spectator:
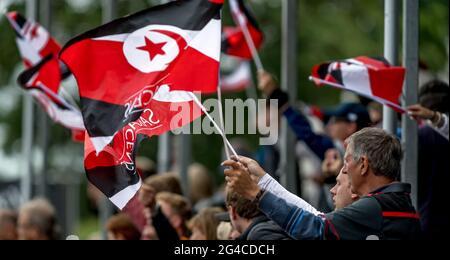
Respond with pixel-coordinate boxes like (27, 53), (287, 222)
(106, 213), (141, 240)
(156, 192), (192, 240)
(258, 71), (370, 212)
(414, 80), (449, 239)
(408, 104), (448, 140)
(133, 173), (182, 240)
(143, 172), (183, 196)
(226, 189), (291, 240)
(238, 150), (358, 214)
(188, 207), (223, 240)
(258, 71), (371, 159)
(216, 221), (233, 240)
(0, 210), (17, 240)
(17, 198), (60, 240)
(225, 128), (422, 240)
(187, 163), (214, 205)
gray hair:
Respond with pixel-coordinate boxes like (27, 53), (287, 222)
(346, 127), (403, 180)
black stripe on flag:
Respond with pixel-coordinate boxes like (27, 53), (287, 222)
(61, 0), (222, 54)
(14, 13), (27, 30)
(80, 97), (140, 137)
(86, 165), (140, 198)
(236, 0), (261, 31)
(17, 54), (54, 87)
(330, 70), (343, 86)
(86, 133), (147, 199)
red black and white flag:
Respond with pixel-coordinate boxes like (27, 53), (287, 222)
(6, 11), (84, 139)
(17, 55), (86, 136)
(222, 0), (263, 59)
(311, 56), (406, 112)
(60, 0), (223, 209)
(5, 11), (65, 93)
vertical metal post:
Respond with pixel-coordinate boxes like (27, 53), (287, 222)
(99, 0), (118, 240)
(157, 134), (171, 173)
(279, 0), (298, 194)
(177, 130), (191, 197)
(21, 0), (37, 204)
(383, 0), (400, 134)
(402, 0), (419, 207)
(157, 0), (172, 176)
(36, 0), (52, 198)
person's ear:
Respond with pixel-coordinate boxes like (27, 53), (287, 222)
(230, 206), (238, 221)
(349, 122), (358, 135)
(228, 206), (236, 221)
(360, 155), (369, 176)
(351, 193), (360, 201)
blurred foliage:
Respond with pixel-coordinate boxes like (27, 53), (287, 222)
(0, 0), (448, 180)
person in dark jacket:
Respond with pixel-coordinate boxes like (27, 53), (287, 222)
(414, 80), (449, 239)
(226, 188), (291, 240)
(224, 128), (422, 240)
(257, 70), (371, 160)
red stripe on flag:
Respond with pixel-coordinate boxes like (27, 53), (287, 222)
(62, 38), (219, 105)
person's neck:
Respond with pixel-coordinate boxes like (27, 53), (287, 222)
(237, 218), (253, 234)
(359, 176), (394, 196)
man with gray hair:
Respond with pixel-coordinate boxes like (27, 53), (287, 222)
(224, 128), (422, 240)
(17, 198), (60, 240)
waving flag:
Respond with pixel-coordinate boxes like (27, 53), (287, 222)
(6, 11), (63, 93)
(17, 55), (85, 135)
(311, 56), (406, 112)
(6, 11), (84, 140)
(222, 0), (263, 59)
(60, 0), (223, 209)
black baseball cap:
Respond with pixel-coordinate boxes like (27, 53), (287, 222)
(325, 103), (371, 130)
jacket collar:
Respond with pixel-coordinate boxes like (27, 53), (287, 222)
(368, 182), (411, 195)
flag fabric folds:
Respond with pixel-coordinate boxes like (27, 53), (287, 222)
(222, 0), (263, 59)
(60, 0), (223, 209)
(17, 55), (85, 133)
(6, 11), (85, 138)
(6, 11), (63, 93)
(311, 56), (406, 112)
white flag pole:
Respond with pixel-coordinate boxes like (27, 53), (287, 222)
(230, 0), (264, 72)
(308, 76), (407, 112)
(188, 92), (239, 158)
(217, 85), (231, 159)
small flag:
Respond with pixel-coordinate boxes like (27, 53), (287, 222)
(222, 0), (263, 59)
(311, 56), (406, 112)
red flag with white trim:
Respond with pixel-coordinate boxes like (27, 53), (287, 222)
(6, 11), (63, 93)
(6, 11), (85, 139)
(17, 55), (85, 134)
(222, 0), (263, 59)
(311, 56), (406, 112)
(60, 0), (223, 209)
